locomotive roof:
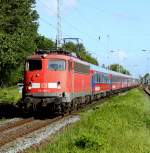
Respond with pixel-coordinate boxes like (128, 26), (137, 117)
(27, 50), (90, 66)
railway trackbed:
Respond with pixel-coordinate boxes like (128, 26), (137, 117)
(0, 115), (63, 148)
(0, 115), (80, 153)
(0, 117), (34, 133)
(144, 86), (150, 95)
(0, 89), (133, 152)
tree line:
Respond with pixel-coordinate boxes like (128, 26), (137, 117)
(108, 64), (130, 75)
(0, 0), (98, 87)
(0, 0), (130, 87)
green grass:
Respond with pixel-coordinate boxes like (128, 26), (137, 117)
(29, 89), (150, 153)
(0, 86), (21, 103)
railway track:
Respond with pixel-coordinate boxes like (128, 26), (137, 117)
(143, 85), (150, 95)
(0, 115), (63, 148)
(0, 117), (33, 133)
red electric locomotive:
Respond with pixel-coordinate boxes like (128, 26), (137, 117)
(22, 49), (91, 113)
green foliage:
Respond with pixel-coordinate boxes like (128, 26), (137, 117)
(63, 42), (81, 53)
(109, 64), (130, 75)
(74, 134), (101, 150)
(35, 35), (54, 50)
(0, 1), (99, 87)
(0, 0), (38, 87)
(144, 73), (150, 78)
(0, 0), (99, 87)
(63, 42), (99, 65)
(28, 89), (150, 153)
(0, 86), (21, 103)
(9, 64), (24, 85)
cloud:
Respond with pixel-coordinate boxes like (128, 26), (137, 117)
(111, 50), (127, 62)
(113, 12), (140, 21)
(42, 0), (57, 16)
(118, 50), (127, 62)
(40, 0), (77, 16)
(63, 0), (77, 9)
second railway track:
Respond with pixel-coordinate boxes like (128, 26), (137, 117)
(0, 117), (34, 133)
(0, 115), (63, 147)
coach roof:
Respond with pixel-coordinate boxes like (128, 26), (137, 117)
(90, 64), (134, 79)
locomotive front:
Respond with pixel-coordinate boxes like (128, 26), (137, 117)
(22, 52), (70, 113)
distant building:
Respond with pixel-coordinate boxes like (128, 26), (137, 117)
(141, 73), (150, 85)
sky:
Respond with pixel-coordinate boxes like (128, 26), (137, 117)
(36, 0), (150, 77)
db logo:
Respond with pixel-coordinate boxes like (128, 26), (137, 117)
(41, 83), (47, 88)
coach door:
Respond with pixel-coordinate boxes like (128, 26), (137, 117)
(110, 74), (112, 90)
(91, 74), (95, 94)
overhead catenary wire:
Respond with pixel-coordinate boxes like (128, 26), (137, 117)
(77, 0), (109, 15)
(67, 4), (101, 34)
(37, 0), (77, 39)
(40, 17), (71, 38)
(37, 0), (100, 59)
(37, 0), (100, 43)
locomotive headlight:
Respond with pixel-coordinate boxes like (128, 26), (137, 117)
(27, 81), (32, 90)
(58, 85), (61, 89)
(42, 54), (47, 58)
(28, 86), (32, 90)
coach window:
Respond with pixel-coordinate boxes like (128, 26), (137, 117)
(101, 74), (104, 83)
(95, 74), (100, 83)
(106, 76), (109, 83)
(103, 75), (105, 83)
(94, 74), (97, 83)
(96, 74), (99, 83)
(94, 73), (98, 83)
(26, 60), (42, 71)
(93, 74), (96, 83)
(98, 74), (100, 83)
(48, 60), (66, 71)
(101, 74), (103, 83)
(112, 75), (117, 83)
(117, 77), (119, 83)
(103, 74), (107, 83)
(100, 74), (102, 83)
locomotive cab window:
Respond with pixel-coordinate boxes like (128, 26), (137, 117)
(26, 60), (42, 71)
(48, 60), (66, 71)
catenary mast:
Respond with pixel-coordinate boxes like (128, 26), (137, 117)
(56, 0), (62, 48)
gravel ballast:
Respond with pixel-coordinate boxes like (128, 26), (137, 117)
(0, 115), (80, 153)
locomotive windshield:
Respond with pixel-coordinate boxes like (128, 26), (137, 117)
(26, 60), (42, 71)
(48, 60), (65, 71)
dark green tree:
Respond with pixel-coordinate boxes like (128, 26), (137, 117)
(109, 64), (130, 75)
(0, 0), (38, 86)
(35, 35), (54, 50)
(62, 42), (98, 65)
(63, 42), (79, 53)
(144, 73), (149, 78)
